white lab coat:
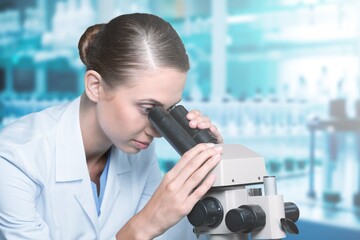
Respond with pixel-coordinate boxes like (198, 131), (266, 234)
(0, 97), (198, 240)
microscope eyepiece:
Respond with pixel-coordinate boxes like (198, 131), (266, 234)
(169, 105), (218, 144)
(147, 105), (218, 156)
(148, 106), (197, 155)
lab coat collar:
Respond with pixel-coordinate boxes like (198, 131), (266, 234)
(55, 97), (87, 182)
(99, 147), (132, 225)
(54, 97), (133, 231)
(55, 97), (100, 233)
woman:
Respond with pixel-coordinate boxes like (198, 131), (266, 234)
(0, 13), (223, 239)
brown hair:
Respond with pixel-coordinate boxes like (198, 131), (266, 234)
(78, 13), (190, 88)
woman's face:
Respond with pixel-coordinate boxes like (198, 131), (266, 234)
(97, 67), (187, 154)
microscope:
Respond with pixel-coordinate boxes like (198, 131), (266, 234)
(148, 105), (300, 240)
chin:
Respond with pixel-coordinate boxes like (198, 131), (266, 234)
(127, 148), (141, 154)
(116, 144), (141, 154)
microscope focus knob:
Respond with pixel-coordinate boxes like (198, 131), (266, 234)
(187, 197), (223, 228)
(281, 202), (300, 235)
(284, 202), (300, 222)
(225, 205), (266, 233)
(280, 218), (299, 234)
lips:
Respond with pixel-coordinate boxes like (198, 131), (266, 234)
(133, 139), (151, 150)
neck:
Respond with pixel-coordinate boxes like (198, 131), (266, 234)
(87, 149), (109, 178)
(80, 94), (112, 164)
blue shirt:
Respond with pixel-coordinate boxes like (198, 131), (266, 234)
(91, 154), (110, 216)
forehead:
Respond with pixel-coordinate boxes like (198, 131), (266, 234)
(122, 68), (187, 105)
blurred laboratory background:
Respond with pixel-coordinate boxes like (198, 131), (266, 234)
(1, 0), (360, 239)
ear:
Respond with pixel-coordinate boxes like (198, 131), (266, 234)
(84, 70), (102, 102)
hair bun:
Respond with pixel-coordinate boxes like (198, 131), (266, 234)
(78, 24), (104, 68)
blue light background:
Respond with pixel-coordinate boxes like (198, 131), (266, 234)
(0, 0), (360, 239)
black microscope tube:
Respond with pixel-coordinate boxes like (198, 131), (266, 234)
(148, 106), (197, 156)
(169, 105), (218, 144)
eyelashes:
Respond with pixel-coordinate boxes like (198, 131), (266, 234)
(140, 106), (154, 114)
(139, 103), (159, 115)
(143, 107), (153, 114)
(139, 104), (177, 115)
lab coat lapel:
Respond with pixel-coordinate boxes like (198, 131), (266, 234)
(99, 147), (132, 226)
(55, 97), (99, 233)
(73, 180), (99, 234)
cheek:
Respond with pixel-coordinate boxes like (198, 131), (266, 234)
(96, 101), (126, 138)
(97, 101), (147, 140)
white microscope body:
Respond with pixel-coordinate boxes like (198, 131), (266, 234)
(188, 144), (298, 240)
(148, 105), (300, 240)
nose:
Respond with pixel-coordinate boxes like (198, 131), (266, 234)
(145, 122), (162, 138)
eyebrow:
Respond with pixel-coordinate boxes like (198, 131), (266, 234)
(141, 98), (163, 106)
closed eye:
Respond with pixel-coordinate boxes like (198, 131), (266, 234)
(138, 99), (180, 115)
(139, 104), (156, 114)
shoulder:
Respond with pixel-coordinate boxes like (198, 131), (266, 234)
(0, 99), (77, 179)
(0, 101), (70, 146)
